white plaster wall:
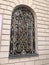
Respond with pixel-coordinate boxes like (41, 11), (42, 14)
(0, 0), (49, 65)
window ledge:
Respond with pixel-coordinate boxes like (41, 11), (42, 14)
(9, 53), (38, 59)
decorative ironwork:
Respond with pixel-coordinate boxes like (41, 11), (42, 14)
(9, 5), (35, 56)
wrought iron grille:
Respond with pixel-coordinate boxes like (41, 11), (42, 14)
(9, 5), (35, 57)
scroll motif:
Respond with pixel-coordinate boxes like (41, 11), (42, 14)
(10, 7), (35, 55)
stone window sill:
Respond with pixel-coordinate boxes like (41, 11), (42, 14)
(9, 53), (38, 59)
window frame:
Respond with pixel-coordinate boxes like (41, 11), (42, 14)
(9, 5), (38, 58)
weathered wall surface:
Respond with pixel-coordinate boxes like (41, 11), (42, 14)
(0, 0), (49, 65)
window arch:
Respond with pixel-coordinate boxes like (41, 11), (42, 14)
(9, 5), (37, 57)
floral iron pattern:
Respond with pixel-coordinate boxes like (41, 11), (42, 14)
(9, 6), (35, 56)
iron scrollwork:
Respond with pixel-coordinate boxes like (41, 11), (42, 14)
(9, 6), (35, 56)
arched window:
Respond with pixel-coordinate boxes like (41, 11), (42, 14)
(9, 5), (37, 57)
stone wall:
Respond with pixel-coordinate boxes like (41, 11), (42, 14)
(0, 0), (49, 65)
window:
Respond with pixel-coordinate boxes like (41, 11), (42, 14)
(9, 5), (37, 57)
(0, 15), (2, 44)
